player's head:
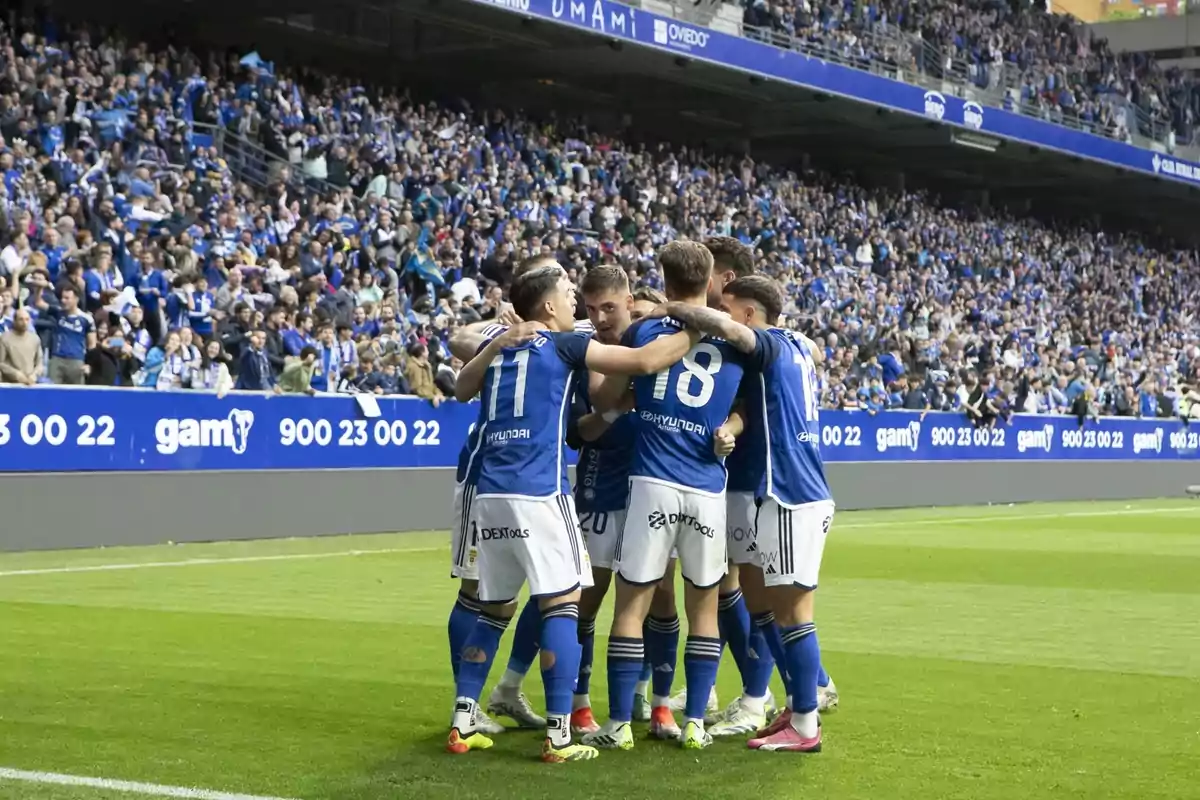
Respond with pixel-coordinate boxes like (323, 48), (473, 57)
(721, 275), (783, 329)
(580, 266), (632, 344)
(631, 286), (667, 322)
(513, 253), (564, 279)
(658, 240), (714, 304)
(703, 235), (755, 308)
(510, 264), (576, 331)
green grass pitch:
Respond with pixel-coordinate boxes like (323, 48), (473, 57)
(2, 500), (1199, 800)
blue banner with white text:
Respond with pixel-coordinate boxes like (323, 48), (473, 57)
(0, 387), (1196, 473)
(465, 0), (1200, 187)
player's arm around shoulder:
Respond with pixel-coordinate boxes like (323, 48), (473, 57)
(583, 326), (700, 377)
(658, 302), (758, 355)
(448, 320), (511, 363)
(453, 322), (541, 402)
(793, 330), (824, 365)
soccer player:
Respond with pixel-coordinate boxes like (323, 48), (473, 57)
(584, 241), (749, 751)
(445, 264), (698, 762)
(655, 275), (834, 753)
(444, 257), (593, 731)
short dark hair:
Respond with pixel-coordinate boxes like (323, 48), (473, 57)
(703, 236), (755, 278)
(581, 266), (629, 296)
(724, 275), (784, 323)
(300, 345), (318, 359)
(657, 241), (713, 298)
(632, 286), (667, 305)
(513, 254), (560, 279)
(509, 265), (562, 322)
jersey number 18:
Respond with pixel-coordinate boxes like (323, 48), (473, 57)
(652, 342), (723, 409)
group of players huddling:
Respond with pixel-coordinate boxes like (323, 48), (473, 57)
(443, 237), (838, 762)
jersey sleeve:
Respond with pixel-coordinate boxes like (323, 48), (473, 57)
(743, 328), (779, 372)
(619, 318), (646, 348)
(553, 330), (592, 369)
(474, 325), (508, 356)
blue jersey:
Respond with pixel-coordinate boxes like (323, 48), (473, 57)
(50, 309), (92, 360)
(475, 330), (590, 498)
(724, 415), (765, 494)
(454, 323), (508, 487)
(743, 328), (831, 507)
(622, 317), (747, 495)
(570, 376), (635, 513)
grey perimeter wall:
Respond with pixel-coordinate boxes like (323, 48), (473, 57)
(3, 462), (1199, 552)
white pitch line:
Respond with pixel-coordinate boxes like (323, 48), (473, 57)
(0, 767), (302, 800)
(0, 547), (438, 578)
(836, 505), (1198, 530)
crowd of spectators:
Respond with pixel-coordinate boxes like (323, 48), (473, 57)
(740, 0), (1199, 144)
(0, 15), (1197, 424)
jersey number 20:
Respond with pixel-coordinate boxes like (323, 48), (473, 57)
(652, 342), (723, 408)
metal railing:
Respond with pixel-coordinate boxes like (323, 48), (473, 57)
(191, 122), (344, 199)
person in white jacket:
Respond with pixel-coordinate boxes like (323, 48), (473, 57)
(193, 339), (234, 398)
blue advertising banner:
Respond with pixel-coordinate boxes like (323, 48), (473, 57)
(0, 387), (475, 473)
(0, 387), (1196, 472)
(465, 0), (1200, 188)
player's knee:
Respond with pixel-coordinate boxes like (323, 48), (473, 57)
(459, 579), (479, 598)
(772, 586), (815, 627)
(719, 567), (741, 593)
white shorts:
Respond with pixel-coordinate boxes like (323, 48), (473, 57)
(617, 477), (727, 589)
(474, 494), (593, 604)
(578, 509), (626, 570)
(726, 492), (758, 566)
(753, 497), (835, 590)
(450, 482), (478, 580)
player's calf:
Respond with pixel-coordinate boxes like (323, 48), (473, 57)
(447, 604), (514, 753)
(539, 596), (599, 763)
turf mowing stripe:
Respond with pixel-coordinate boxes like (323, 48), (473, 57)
(0, 766), (302, 800)
(1, 505), (1194, 579)
(0, 548), (439, 578)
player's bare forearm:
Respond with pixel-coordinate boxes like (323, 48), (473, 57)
(455, 337), (505, 402)
(723, 408), (746, 438)
(583, 330), (696, 377)
(575, 412), (613, 443)
(449, 323), (498, 363)
(661, 302), (756, 353)
(591, 374), (633, 413)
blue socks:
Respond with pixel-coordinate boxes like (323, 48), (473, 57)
(817, 664), (831, 689)
(683, 635), (722, 721)
(448, 591), (482, 680)
(454, 609), (509, 702)
(744, 612), (776, 698)
(541, 603), (582, 746)
(781, 622), (821, 714)
(505, 598), (541, 677)
(753, 610), (790, 685)
(575, 617), (596, 699)
(607, 636), (644, 723)
(717, 589), (752, 686)
(645, 615), (680, 701)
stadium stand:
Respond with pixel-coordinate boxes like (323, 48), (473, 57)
(0, 12), (1197, 422)
(740, 0), (1199, 147)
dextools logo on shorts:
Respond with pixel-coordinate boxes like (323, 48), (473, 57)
(480, 527), (530, 540)
(647, 511), (716, 538)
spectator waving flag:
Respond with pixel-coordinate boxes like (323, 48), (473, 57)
(405, 229), (446, 288)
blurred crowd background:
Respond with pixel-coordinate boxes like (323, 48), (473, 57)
(0, 4), (1198, 424)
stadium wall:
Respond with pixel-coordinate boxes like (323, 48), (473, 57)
(1, 462), (1195, 552)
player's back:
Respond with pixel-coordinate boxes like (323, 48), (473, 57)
(748, 327), (831, 506)
(475, 331), (587, 499)
(624, 316), (745, 495)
